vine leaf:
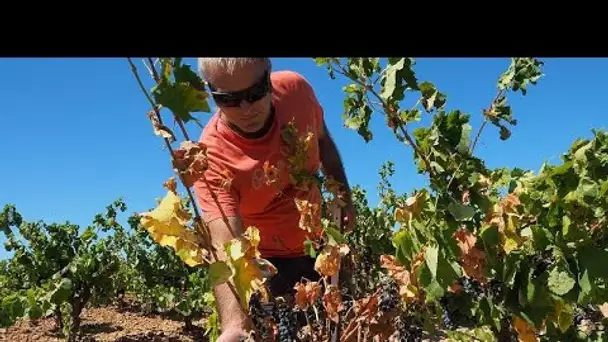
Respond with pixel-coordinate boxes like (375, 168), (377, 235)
(314, 244), (349, 277)
(323, 284), (342, 323)
(223, 226), (277, 310)
(547, 264), (576, 296)
(425, 245), (439, 278)
(209, 261), (232, 287)
(448, 202), (475, 221)
(294, 281), (322, 310)
(513, 316), (536, 342)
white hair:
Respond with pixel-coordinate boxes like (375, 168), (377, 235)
(197, 57), (271, 80)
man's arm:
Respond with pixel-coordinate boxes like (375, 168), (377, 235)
(207, 215), (249, 333)
(319, 119), (349, 191)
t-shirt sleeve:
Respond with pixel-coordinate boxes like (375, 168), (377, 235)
(192, 149), (240, 223)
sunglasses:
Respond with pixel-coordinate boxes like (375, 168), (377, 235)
(207, 70), (271, 108)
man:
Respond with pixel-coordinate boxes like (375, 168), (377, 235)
(193, 58), (355, 341)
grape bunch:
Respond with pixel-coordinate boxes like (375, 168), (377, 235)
(460, 277), (482, 297)
(274, 298), (297, 342)
(487, 280), (504, 300)
(439, 297), (456, 330)
(378, 276), (400, 313)
(395, 314), (422, 342)
(248, 293), (274, 341)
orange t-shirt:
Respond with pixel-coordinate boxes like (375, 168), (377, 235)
(193, 70), (325, 258)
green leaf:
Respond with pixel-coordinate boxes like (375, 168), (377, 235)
(447, 202), (475, 221)
(50, 278), (72, 304)
(547, 264), (576, 296)
(344, 115), (363, 130)
(173, 61), (205, 89)
(578, 269), (592, 302)
(557, 302), (574, 333)
(574, 141), (592, 163)
(600, 180), (608, 197)
(81, 227), (96, 243)
(314, 58), (330, 66)
(304, 239), (316, 258)
(498, 58), (544, 95)
(153, 82), (210, 122)
(424, 245), (439, 278)
(380, 58), (405, 100)
(399, 109), (421, 124)
(577, 177), (599, 199)
(325, 226), (346, 245)
(579, 246), (608, 279)
(457, 123), (472, 154)
(208, 261), (232, 287)
(175, 300), (192, 317)
(562, 215), (571, 238)
(343, 84), (360, 93)
(424, 279), (444, 303)
(419, 82), (446, 112)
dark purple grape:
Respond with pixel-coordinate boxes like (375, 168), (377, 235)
(395, 314), (422, 342)
(379, 277), (399, 313)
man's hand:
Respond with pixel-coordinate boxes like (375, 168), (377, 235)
(217, 326), (247, 342)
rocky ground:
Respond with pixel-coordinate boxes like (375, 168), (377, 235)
(0, 305), (209, 342)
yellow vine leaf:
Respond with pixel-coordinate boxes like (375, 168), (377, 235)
(139, 181), (208, 266)
(484, 193), (525, 255)
(139, 186), (191, 237)
(223, 226), (277, 310)
(394, 191), (428, 228)
(548, 299), (574, 333)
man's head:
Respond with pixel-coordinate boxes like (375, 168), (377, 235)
(198, 58), (273, 134)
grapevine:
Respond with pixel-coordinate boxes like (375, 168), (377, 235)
(1, 57), (607, 342)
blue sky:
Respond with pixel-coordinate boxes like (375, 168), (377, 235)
(1, 57), (606, 259)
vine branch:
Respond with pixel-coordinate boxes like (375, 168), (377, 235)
(127, 58), (206, 231)
(330, 61), (436, 179)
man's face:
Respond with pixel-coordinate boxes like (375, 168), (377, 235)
(206, 62), (273, 134)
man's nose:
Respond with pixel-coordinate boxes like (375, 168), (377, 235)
(239, 100), (252, 111)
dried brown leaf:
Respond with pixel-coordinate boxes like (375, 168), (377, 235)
(294, 281), (322, 310)
(172, 141), (209, 187)
(294, 198), (323, 238)
(454, 227), (487, 283)
(147, 107), (176, 142)
(323, 285), (342, 323)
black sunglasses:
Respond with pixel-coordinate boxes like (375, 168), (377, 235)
(207, 70), (271, 108)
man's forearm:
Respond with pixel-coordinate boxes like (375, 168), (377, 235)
(319, 132), (350, 191)
(207, 216), (249, 331)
